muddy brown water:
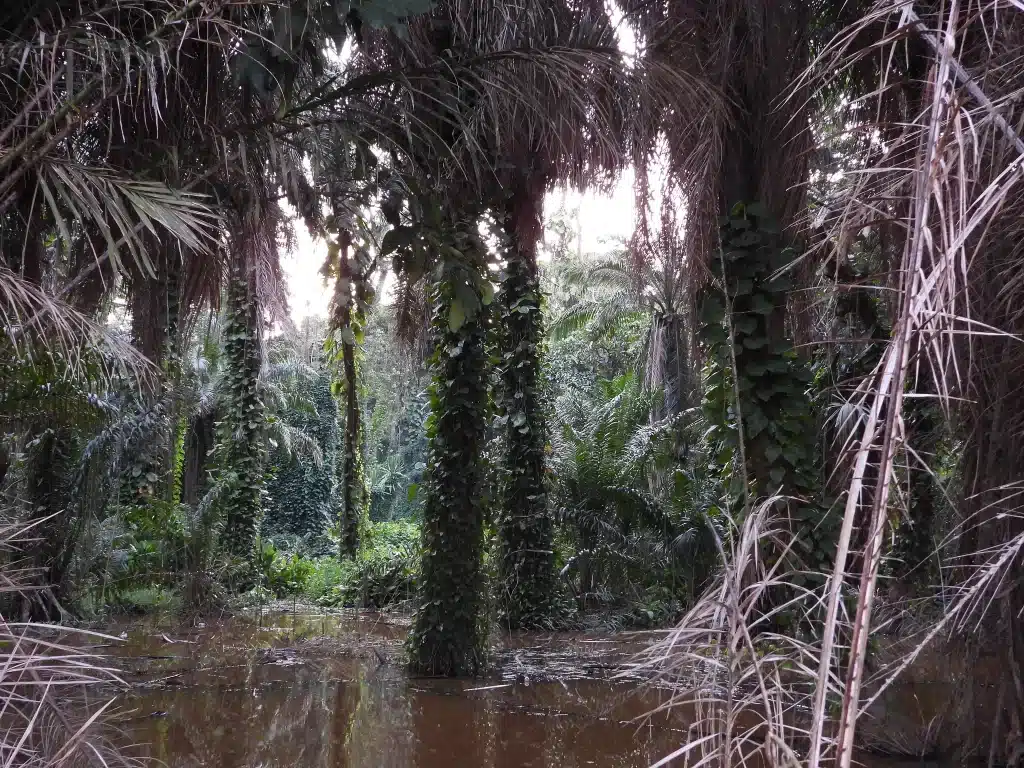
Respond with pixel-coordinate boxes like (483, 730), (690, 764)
(86, 611), (964, 768)
(94, 610), (692, 767)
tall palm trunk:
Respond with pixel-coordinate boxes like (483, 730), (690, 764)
(217, 273), (265, 560)
(653, 311), (691, 420)
(123, 242), (182, 504)
(495, 177), (556, 628)
(408, 217), (490, 677)
(339, 329), (365, 558)
(704, 2), (816, 501)
(330, 229), (368, 559)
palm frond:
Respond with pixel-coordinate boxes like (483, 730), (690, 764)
(267, 420), (324, 469)
(30, 157), (221, 279)
(0, 264), (152, 382)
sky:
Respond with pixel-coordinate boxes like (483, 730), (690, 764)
(281, 173), (637, 323)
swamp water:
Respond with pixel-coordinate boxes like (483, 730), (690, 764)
(97, 610), (691, 767)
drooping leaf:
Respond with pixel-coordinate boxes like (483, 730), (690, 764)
(448, 297), (466, 332)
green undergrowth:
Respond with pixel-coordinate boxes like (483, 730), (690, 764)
(243, 520), (421, 610)
(84, 512), (685, 630)
(82, 586), (182, 617)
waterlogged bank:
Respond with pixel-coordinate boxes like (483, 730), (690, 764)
(82, 609), (988, 767)
(97, 610), (687, 767)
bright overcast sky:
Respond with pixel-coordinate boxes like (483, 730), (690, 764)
(282, 173), (636, 323)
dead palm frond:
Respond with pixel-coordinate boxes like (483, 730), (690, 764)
(0, 264), (152, 381)
(639, 2), (1024, 766)
(804, 4), (1024, 766)
(628, 497), (826, 768)
(0, 519), (136, 767)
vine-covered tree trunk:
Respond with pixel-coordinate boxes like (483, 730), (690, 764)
(339, 333), (365, 558)
(495, 184), (556, 629)
(329, 229), (368, 559)
(700, 1), (816, 507)
(216, 275), (265, 560)
(701, 205), (817, 501)
(408, 233), (490, 676)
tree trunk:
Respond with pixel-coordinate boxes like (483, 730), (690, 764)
(339, 331), (364, 558)
(408, 219), (490, 676)
(217, 275), (265, 561)
(181, 413), (214, 508)
(706, 2), (814, 501)
(656, 312), (691, 419)
(334, 229), (367, 559)
(495, 178), (556, 629)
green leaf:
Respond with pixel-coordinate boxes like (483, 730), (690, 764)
(751, 294), (774, 314)
(407, 483), (419, 502)
(770, 467), (786, 486)
(732, 231), (762, 247)
(731, 278), (753, 296)
(734, 315), (758, 335)
(448, 298), (466, 332)
(702, 323), (727, 345)
(381, 225), (417, 255)
(480, 280), (495, 306)
(700, 296), (725, 325)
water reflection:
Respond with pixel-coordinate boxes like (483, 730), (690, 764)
(111, 612), (685, 767)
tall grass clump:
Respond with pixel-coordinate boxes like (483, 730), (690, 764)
(0, 519), (134, 767)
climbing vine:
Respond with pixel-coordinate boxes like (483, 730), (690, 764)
(264, 370), (339, 541)
(494, 229), (556, 629)
(324, 224), (372, 559)
(213, 275), (266, 561)
(699, 203), (832, 572)
(406, 215), (493, 677)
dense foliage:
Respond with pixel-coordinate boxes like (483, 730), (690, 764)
(3, 0), (1024, 762)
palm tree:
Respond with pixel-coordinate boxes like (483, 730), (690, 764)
(617, 1), (819, 501)
(362, 0), (706, 637)
(405, 209), (493, 675)
(551, 226), (694, 421)
(481, 0), (706, 629)
(551, 372), (723, 610)
(213, 273), (265, 561)
(325, 226), (375, 559)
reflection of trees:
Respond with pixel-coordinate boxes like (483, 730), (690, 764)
(411, 688), (493, 767)
(345, 667), (415, 766)
(132, 660), (685, 767)
(139, 659), (362, 767)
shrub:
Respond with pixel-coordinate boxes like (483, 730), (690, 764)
(319, 520), (420, 609)
(257, 541), (316, 597)
(301, 557), (345, 600)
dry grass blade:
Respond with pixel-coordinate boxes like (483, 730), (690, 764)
(0, 520), (137, 768)
(630, 498), (830, 768)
